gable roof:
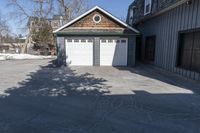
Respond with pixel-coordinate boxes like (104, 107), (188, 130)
(53, 6), (139, 34)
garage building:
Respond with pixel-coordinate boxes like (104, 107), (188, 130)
(54, 6), (139, 66)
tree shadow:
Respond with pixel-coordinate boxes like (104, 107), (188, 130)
(0, 60), (200, 133)
(3, 60), (110, 97)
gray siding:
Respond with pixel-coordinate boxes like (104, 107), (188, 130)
(137, 2), (200, 81)
(56, 37), (66, 66)
(128, 36), (136, 67)
(93, 37), (100, 66)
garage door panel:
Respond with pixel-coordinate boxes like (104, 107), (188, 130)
(100, 38), (128, 66)
(66, 39), (93, 66)
(112, 43), (128, 66)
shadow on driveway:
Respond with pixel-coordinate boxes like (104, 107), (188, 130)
(0, 60), (200, 133)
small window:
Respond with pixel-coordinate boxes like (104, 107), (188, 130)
(121, 40), (127, 43)
(144, 0), (152, 15)
(129, 8), (133, 25)
(67, 39), (72, 42)
(101, 39), (107, 43)
(93, 14), (101, 23)
(81, 39), (86, 43)
(88, 39), (93, 43)
(108, 39), (113, 43)
(74, 39), (79, 42)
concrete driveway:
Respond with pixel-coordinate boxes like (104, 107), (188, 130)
(0, 59), (200, 133)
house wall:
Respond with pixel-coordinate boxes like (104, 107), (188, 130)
(137, 1), (200, 81)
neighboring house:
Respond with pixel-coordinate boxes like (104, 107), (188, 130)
(127, 0), (200, 81)
(48, 15), (68, 31)
(54, 6), (139, 66)
(0, 43), (25, 53)
(0, 36), (26, 53)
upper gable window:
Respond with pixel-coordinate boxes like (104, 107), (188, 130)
(129, 8), (133, 25)
(93, 14), (101, 23)
(144, 0), (152, 15)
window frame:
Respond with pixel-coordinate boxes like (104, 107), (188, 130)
(129, 8), (134, 25)
(144, 0), (152, 15)
(93, 14), (102, 23)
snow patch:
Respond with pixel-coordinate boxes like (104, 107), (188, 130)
(0, 53), (55, 60)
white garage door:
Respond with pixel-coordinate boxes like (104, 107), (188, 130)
(100, 38), (128, 66)
(66, 38), (93, 66)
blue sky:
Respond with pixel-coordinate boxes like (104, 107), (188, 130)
(0, 0), (133, 35)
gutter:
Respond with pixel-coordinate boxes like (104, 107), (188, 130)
(55, 32), (139, 36)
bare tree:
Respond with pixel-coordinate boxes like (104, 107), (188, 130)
(7, 0), (54, 19)
(57, 0), (88, 22)
(7, 0), (55, 53)
(0, 12), (10, 43)
(6, 0), (89, 53)
(32, 0), (54, 19)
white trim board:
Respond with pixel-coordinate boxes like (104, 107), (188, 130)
(53, 6), (140, 34)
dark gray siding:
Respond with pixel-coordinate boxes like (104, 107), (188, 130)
(56, 37), (66, 66)
(128, 36), (136, 67)
(137, 2), (200, 81)
(93, 37), (100, 66)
